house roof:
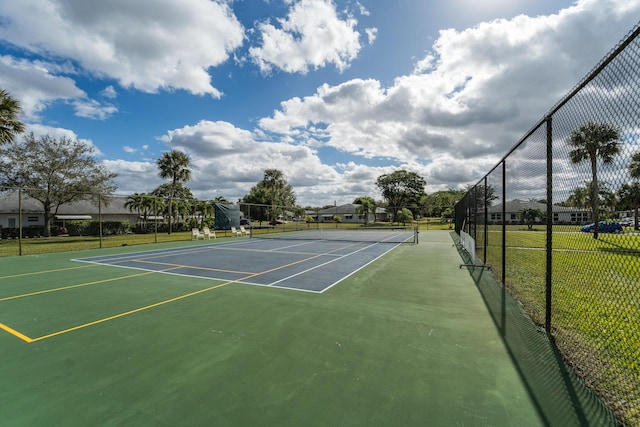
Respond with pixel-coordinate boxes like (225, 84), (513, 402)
(487, 199), (589, 213)
(318, 204), (359, 215)
(317, 203), (383, 215)
(0, 193), (135, 215)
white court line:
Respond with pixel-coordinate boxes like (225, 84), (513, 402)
(266, 241), (400, 291)
(72, 237), (403, 294)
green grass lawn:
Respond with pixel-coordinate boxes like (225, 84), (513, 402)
(0, 229), (255, 257)
(478, 226), (640, 426)
(1, 219), (452, 258)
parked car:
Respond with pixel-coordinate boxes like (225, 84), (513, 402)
(240, 218), (251, 227)
(620, 217), (636, 227)
(269, 219), (286, 225)
(580, 221), (623, 233)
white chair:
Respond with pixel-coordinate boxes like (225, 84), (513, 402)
(239, 226), (249, 236)
(230, 226), (242, 237)
(202, 227), (215, 239)
(192, 228), (204, 240)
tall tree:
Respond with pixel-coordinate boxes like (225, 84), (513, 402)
(263, 169), (286, 222)
(568, 121), (620, 239)
(617, 183), (640, 230)
(157, 150), (191, 234)
(376, 170), (426, 221)
(423, 189), (466, 217)
(242, 169), (295, 223)
(0, 89), (25, 145)
(0, 133), (117, 236)
(630, 152), (640, 179)
(625, 152), (640, 229)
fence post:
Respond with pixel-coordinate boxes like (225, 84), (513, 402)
(502, 160), (506, 285)
(545, 116), (553, 336)
(98, 194), (103, 249)
(483, 177), (488, 265)
(18, 187), (23, 256)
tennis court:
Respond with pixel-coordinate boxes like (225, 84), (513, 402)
(0, 231), (615, 426)
(74, 227), (416, 293)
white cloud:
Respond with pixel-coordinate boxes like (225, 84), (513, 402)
(101, 85), (117, 99)
(0, 55), (118, 120)
(73, 99), (118, 120)
(0, 0), (245, 96)
(123, 146), (136, 153)
(153, 120), (357, 203)
(258, 0), (640, 193)
(102, 159), (163, 195)
(249, 0), (364, 74)
(0, 55), (85, 119)
(365, 28), (377, 45)
(24, 123), (103, 156)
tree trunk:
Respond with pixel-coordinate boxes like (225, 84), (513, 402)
(591, 158), (599, 239)
(43, 204), (52, 237)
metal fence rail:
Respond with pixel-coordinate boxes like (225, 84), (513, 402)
(455, 23), (640, 426)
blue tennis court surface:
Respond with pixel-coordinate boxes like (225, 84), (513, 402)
(74, 238), (404, 293)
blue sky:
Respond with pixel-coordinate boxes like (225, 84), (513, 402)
(1, 0), (639, 206)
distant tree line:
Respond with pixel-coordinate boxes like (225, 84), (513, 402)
(1, 86), (486, 235)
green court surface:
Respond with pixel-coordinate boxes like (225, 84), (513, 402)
(0, 231), (614, 426)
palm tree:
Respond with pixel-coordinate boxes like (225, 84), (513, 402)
(631, 152), (640, 178)
(157, 150), (191, 234)
(194, 200), (212, 228)
(566, 185), (589, 209)
(145, 196), (165, 232)
(568, 122), (620, 239)
(0, 89), (25, 145)
(354, 196), (376, 226)
(124, 193), (146, 230)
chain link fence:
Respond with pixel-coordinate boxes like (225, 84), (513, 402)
(455, 24), (640, 425)
(1, 185), (452, 256)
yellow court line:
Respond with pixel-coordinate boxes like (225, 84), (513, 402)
(0, 270), (158, 302)
(2, 244), (354, 343)
(132, 259), (254, 275)
(29, 280), (232, 342)
(0, 264), (97, 281)
(27, 251), (333, 343)
(0, 322), (33, 343)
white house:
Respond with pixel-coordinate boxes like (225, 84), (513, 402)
(314, 203), (377, 224)
(485, 199), (591, 224)
(0, 193), (139, 229)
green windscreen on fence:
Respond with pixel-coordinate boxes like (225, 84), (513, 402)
(214, 203), (240, 230)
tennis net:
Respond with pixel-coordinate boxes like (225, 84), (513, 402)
(250, 225), (418, 244)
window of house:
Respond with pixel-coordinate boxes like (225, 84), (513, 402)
(344, 214), (352, 220)
(28, 216), (39, 222)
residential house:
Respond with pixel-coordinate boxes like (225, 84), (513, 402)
(0, 192), (140, 229)
(485, 199), (591, 225)
(314, 204), (376, 224)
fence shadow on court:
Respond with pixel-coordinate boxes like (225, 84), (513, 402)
(451, 232), (617, 426)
